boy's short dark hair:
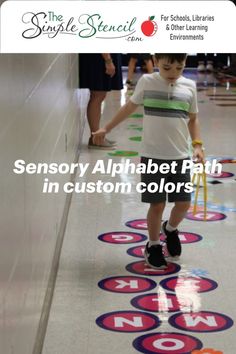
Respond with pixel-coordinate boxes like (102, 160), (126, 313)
(155, 54), (187, 63)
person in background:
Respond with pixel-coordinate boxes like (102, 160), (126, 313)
(220, 54), (236, 76)
(126, 54), (154, 87)
(196, 53), (229, 72)
(79, 54), (123, 150)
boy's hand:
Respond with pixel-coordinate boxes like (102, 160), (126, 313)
(92, 128), (107, 145)
(193, 146), (205, 163)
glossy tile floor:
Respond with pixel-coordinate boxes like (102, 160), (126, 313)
(42, 69), (236, 354)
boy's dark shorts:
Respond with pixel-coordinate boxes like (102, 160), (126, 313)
(140, 157), (191, 204)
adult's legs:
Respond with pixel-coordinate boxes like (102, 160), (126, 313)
(196, 54), (206, 72)
(87, 91), (107, 134)
(127, 57), (138, 83)
(223, 54), (236, 75)
(144, 59), (154, 73)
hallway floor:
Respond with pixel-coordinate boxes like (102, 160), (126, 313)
(42, 69), (236, 354)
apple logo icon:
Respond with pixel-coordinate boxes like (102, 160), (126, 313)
(141, 16), (158, 36)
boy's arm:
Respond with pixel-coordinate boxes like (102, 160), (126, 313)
(92, 100), (138, 146)
(188, 113), (204, 163)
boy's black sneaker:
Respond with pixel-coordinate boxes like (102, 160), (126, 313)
(162, 221), (182, 258)
(144, 243), (167, 270)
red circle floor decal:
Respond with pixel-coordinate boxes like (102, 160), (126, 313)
(126, 260), (180, 276)
(169, 311), (234, 332)
(185, 211), (227, 222)
(131, 293), (193, 313)
(98, 276), (157, 294)
(96, 310), (160, 333)
(133, 332), (203, 354)
(98, 231), (147, 244)
(159, 276), (218, 293)
(207, 171), (234, 178)
(160, 232), (202, 244)
(125, 219), (148, 230)
(127, 245), (145, 258)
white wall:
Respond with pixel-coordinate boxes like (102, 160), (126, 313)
(0, 54), (88, 354)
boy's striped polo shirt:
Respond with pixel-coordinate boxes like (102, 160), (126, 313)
(130, 73), (198, 160)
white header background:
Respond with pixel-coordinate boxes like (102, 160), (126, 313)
(1, 0), (236, 53)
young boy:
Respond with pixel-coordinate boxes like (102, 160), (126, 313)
(93, 54), (204, 269)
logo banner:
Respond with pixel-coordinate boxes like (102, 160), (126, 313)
(1, 1), (235, 53)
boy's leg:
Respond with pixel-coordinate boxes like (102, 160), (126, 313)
(144, 202), (167, 269)
(162, 200), (191, 257)
(161, 158), (191, 257)
(140, 157), (168, 269)
(168, 201), (191, 228)
(147, 202), (165, 242)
